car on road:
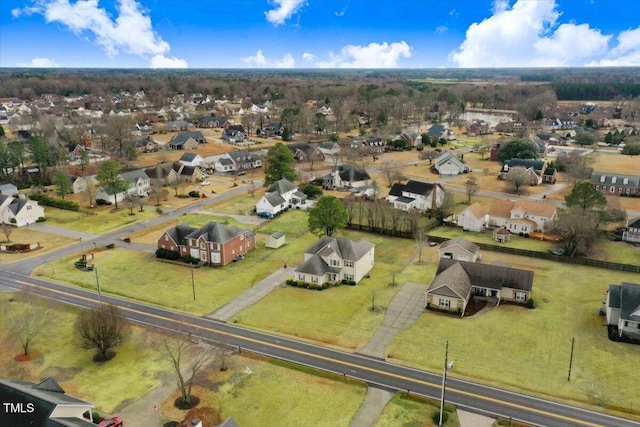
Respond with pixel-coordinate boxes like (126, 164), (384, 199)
(98, 417), (123, 427)
(200, 181), (211, 186)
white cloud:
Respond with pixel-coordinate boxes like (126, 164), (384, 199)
(591, 26), (640, 66)
(302, 52), (316, 61)
(242, 49), (268, 66)
(13, 0), (186, 68)
(241, 50), (295, 68)
(150, 54), (187, 68)
(435, 26), (448, 34)
(275, 53), (295, 68)
(335, 7), (347, 17)
(449, 0), (611, 67)
(265, 0), (306, 26)
(316, 41), (412, 68)
(18, 57), (59, 67)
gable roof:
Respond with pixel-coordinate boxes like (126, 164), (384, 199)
(620, 282), (640, 322)
(590, 172), (640, 188)
(165, 223), (197, 246)
(295, 253), (342, 276)
(628, 217), (640, 229)
(503, 159), (545, 172)
(179, 152), (200, 162)
(119, 169), (149, 183)
(403, 180), (440, 195)
(427, 124), (446, 138)
(388, 183), (405, 197)
(439, 237), (480, 255)
(512, 199), (557, 217)
(186, 222), (255, 244)
(466, 202), (487, 219)
(304, 236), (374, 261)
(170, 131), (204, 145)
(436, 258), (534, 292)
(267, 178), (297, 195)
(336, 164), (370, 182)
(426, 261), (472, 299)
(488, 199), (515, 218)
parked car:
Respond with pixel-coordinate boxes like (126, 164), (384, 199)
(237, 170), (247, 176)
(256, 211), (273, 219)
(200, 181), (211, 186)
(98, 417), (123, 427)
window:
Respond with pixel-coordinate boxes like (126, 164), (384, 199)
(595, 185), (599, 190)
(311, 277), (318, 284)
(331, 259), (340, 267)
(610, 186), (615, 193)
(165, 235), (169, 241)
(26, 205), (32, 210)
(344, 260), (354, 268)
(624, 178), (629, 185)
(344, 273), (354, 281)
(600, 176), (605, 183)
(515, 292), (527, 302)
(298, 274), (305, 282)
(612, 177), (617, 184)
(200, 242), (206, 249)
(439, 298), (451, 308)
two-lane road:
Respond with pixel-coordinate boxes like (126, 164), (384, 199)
(2, 270), (638, 427)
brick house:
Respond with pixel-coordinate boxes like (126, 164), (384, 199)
(591, 172), (640, 197)
(157, 222), (256, 266)
(500, 159), (556, 185)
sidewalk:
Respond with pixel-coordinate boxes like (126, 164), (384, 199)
(356, 282), (426, 358)
(350, 387), (394, 427)
(207, 267), (291, 321)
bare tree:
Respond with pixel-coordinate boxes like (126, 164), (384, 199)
(434, 191), (456, 224)
(85, 179), (97, 208)
(381, 162), (405, 187)
(9, 291), (53, 356)
(123, 194), (138, 215)
(465, 176), (479, 203)
(506, 166), (530, 195)
(150, 187), (169, 206)
(415, 227), (429, 263)
(76, 303), (130, 362)
(163, 332), (214, 404)
(420, 150), (438, 164)
(1, 222), (14, 242)
(477, 144), (490, 160)
(562, 151), (593, 187)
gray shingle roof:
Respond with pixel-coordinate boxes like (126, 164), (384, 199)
(170, 131), (204, 146)
(120, 169), (149, 183)
(590, 172), (640, 188)
(439, 237), (480, 255)
(403, 180), (439, 195)
(436, 258), (534, 292)
(426, 262), (472, 299)
(304, 236), (374, 261)
(268, 178), (297, 195)
(186, 222), (254, 244)
(295, 253), (341, 276)
(180, 152), (198, 162)
(620, 282), (640, 322)
(265, 191), (286, 206)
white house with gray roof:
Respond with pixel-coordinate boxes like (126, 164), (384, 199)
(295, 236), (375, 285)
(255, 179), (307, 217)
(438, 237), (481, 262)
(606, 282), (640, 340)
(0, 194), (45, 227)
(120, 169), (151, 197)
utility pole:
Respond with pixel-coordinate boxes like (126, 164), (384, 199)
(568, 337), (575, 381)
(191, 266), (196, 301)
(95, 268), (102, 305)
(439, 340), (453, 426)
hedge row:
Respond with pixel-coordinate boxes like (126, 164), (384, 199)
(30, 193), (80, 211)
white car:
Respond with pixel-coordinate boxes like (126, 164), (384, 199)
(201, 181), (211, 186)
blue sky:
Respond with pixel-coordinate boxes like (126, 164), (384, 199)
(1, 0), (639, 68)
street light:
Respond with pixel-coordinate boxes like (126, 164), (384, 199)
(439, 340), (454, 426)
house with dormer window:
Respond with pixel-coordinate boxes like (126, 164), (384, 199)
(591, 172), (640, 197)
(606, 282), (640, 341)
(214, 150), (262, 173)
(294, 236), (375, 285)
(487, 199), (557, 233)
(255, 178), (307, 217)
(157, 222), (256, 266)
(386, 180), (444, 212)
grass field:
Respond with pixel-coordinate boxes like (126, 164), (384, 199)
(204, 189), (265, 215)
(0, 293), (168, 415)
(0, 228), (76, 264)
(428, 226), (555, 252)
(231, 229), (429, 350)
(45, 206), (162, 234)
(375, 393), (459, 427)
(386, 251), (640, 416)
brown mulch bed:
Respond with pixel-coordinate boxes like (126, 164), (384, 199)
(14, 350), (42, 362)
(464, 299), (488, 316)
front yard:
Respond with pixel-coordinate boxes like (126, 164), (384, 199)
(45, 205), (161, 234)
(1, 227), (77, 264)
(387, 250), (640, 416)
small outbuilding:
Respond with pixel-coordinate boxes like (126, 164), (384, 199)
(493, 227), (511, 243)
(438, 237), (481, 262)
(265, 232), (286, 249)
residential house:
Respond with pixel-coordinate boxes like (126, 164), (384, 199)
(198, 116), (231, 128)
(487, 199), (557, 233)
(179, 152), (205, 167)
(495, 121), (525, 135)
(323, 164), (372, 189)
(136, 121), (153, 135)
(214, 150), (262, 173)
(294, 236), (375, 285)
(0, 183), (18, 196)
(287, 143), (326, 163)
(623, 217), (640, 244)
(144, 162), (181, 187)
(179, 165), (203, 183)
(157, 222), (256, 266)
(433, 152), (469, 175)
(427, 124), (455, 141)
(222, 125), (246, 144)
(165, 120), (192, 132)
(466, 120), (489, 136)
(426, 259), (533, 315)
(528, 135), (550, 157)
(0, 194), (45, 227)
(456, 202), (488, 232)
(71, 175), (98, 194)
(256, 178), (307, 216)
(0, 378), (95, 426)
(606, 282), (640, 340)
(133, 137), (159, 153)
(543, 117), (575, 131)
(259, 122), (284, 137)
(499, 159), (556, 185)
(120, 169), (151, 197)
(363, 137), (386, 153)
(386, 180), (444, 212)
(591, 172), (640, 197)
(168, 131), (205, 150)
(439, 237), (481, 262)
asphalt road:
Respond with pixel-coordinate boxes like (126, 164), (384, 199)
(2, 269), (638, 427)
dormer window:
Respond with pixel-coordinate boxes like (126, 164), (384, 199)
(623, 178), (629, 185)
(600, 176), (605, 183)
(612, 177), (617, 184)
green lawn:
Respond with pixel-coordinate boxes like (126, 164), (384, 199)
(232, 230), (428, 350)
(0, 228), (77, 264)
(46, 206), (161, 234)
(428, 226), (554, 252)
(213, 358), (366, 427)
(257, 210), (310, 237)
(600, 240), (640, 266)
(386, 252), (640, 415)
(376, 393), (459, 427)
(204, 191), (264, 215)
(0, 293), (168, 415)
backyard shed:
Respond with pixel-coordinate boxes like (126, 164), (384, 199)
(265, 232), (286, 249)
(493, 227), (511, 243)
